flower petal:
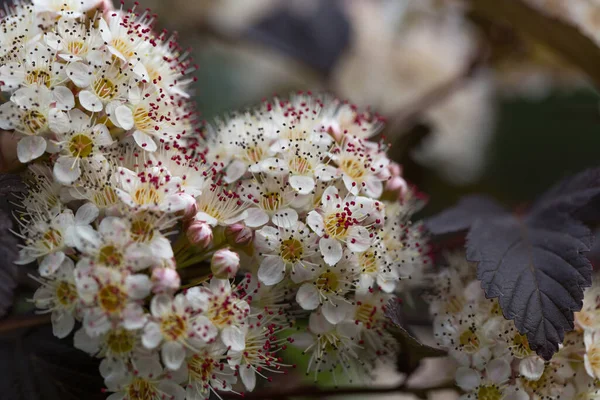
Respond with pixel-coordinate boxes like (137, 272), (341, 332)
(17, 136), (47, 163)
(244, 208), (269, 228)
(296, 283), (320, 310)
(39, 251), (66, 277)
(52, 86), (75, 110)
(115, 105), (134, 130)
(240, 366), (256, 392)
(455, 367), (480, 391)
(272, 208), (298, 228)
(133, 130), (157, 152)
(319, 237), (343, 266)
(222, 325), (246, 352)
(162, 341), (185, 370)
(79, 90), (103, 112)
(53, 156), (81, 184)
(258, 256), (286, 286)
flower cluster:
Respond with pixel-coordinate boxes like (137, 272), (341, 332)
(1, 2), (431, 397)
(427, 253), (600, 400)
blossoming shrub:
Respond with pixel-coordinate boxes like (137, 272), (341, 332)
(428, 253), (600, 400)
(2, 2), (430, 398)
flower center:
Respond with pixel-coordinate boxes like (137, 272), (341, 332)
(98, 284), (127, 313)
(92, 186), (118, 208)
(446, 295), (465, 314)
(55, 281), (77, 306)
(355, 302), (376, 326)
(511, 333), (531, 358)
(324, 212), (353, 239)
(340, 158), (365, 180)
(289, 156), (312, 175)
(188, 355), (214, 384)
(127, 377), (156, 400)
(69, 134), (93, 158)
(245, 145), (265, 163)
(280, 238), (303, 263)
(477, 385), (502, 400)
(133, 186), (160, 205)
(25, 69), (50, 87)
(133, 106), (154, 132)
(359, 251), (378, 274)
(130, 220), (154, 243)
(42, 228), (63, 250)
(111, 37), (135, 59)
(316, 271), (340, 293)
(207, 297), (246, 329)
(67, 40), (86, 55)
(22, 110), (47, 135)
(98, 245), (123, 268)
(92, 77), (118, 100)
(260, 192), (283, 212)
(106, 329), (136, 355)
(160, 314), (187, 341)
(458, 328), (480, 353)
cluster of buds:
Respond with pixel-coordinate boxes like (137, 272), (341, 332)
(3, 1), (430, 399)
(427, 253), (600, 400)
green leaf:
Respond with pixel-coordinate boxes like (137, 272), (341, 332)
(468, 0), (600, 87)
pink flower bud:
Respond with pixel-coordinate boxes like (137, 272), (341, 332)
(225, 223), (253, 246)
(386, 176), (408, 193)
(187, 220), (213, 248)
(211, 249), (240, 279)
(151, 267), (181, 293)
(183, 199), (198, 220)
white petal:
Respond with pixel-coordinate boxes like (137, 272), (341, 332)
(244, 208), (269, 228)
(487, 358), (511, 383)
(363, 176), (383, 198)
(98, 18), (112, 42)
(73, 328), (101, 354)
(51, 309), (74, 338)
(115, 105), (134, 130)
(66, 62), (91, 87)
(192, 315), (218, 343)
(258, 256), (286, 286)
(162, 341), (185, 370)
(39, 252), (66, 277)
(224, 160), (246, 183)
(150, 236), (175, 259)
(142, 322), (163, 349)
(315, 164), (337, 181)
(79, 90), (103, 112)
(75, 203), (99, 225)
(222, 326), (246, 352)
(54, 156), (81, 184)
(272, 208), (298, 228)
(296, 283), (320, 310)
(518, 356), (545, 381)
(157, 381), (186, 400)
(48, 109), (71, 134)
(52, 86), (75, 110)
(306, 211), (325, 236)
(346, 226), (371, 252)
(240, 366), (256, 392)
(289, 175), (314, 194)
(322, 299), (352, 325)
(342, 174), (359, 195)
(17, 136), (47, 163)
(125, 274), (151, 299)
(151, 293), (173, 317)
(133, 130), (157, 152)
(254, 226), (279, 252)
(308, 311), (334, 334)
(455, 367), (480, 391)
(319, 237), (343, 266)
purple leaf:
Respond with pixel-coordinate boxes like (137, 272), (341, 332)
(464, 167), (600, 360)
(424, 195), (507, 235)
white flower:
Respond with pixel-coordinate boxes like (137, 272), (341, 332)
(456, 359), (512, 400)
(74, 326), (147, 361)
(102, 354), (185, 400)
(330, 137), (390, 198)
(307, 186), (381, 265)
(32, 0), (102, 18)
(0, 5), (42, 60)
(97, 13), (148, 62)
(585, 330), (600, 379)
(174, 342), (237, 400)
(49, 109), (113, 184)
(240, 175), (301, 229)
(142, 293), (217, 370)
(255, 222), (319, 286)
(186, 278), (250, 352)
(44, 16), (104, 62)
(576, 282), (600, 331)
(33, 257), (79, 338)
(113, 166), (188, 213)
(15, 209), (81, 276)
(296, 261), (357, 324)
(194, 180), (248, 226)
(228, 316), (290, 392)
(75, 216), (151, 271)
(291, 311), (362, 382)
(0, 43), (65, 91)
(76, 266), (150, 336)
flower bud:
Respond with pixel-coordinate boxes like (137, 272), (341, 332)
(211, 249), (240, 279)
(151, 267), (181, 293)
(386, 176), (407, 193)
(225, 223), (253, 246)
(187, 220), (213, 248)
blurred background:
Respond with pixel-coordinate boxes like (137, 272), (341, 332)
(2, 0), (600, 399)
